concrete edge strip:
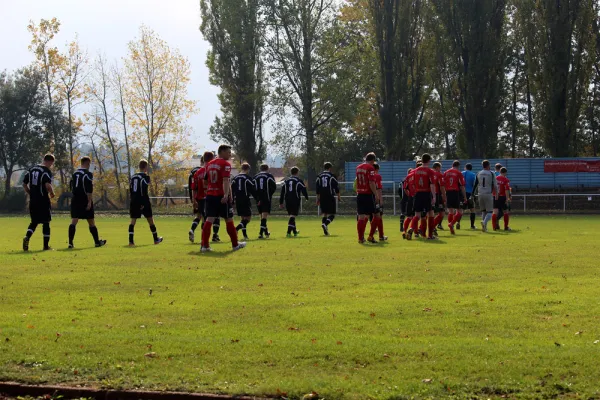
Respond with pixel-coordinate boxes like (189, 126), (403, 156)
(0, 382), (266, 400)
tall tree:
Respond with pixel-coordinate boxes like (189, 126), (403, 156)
(200, 0), (267, 171)
(431, 0), (507, 158)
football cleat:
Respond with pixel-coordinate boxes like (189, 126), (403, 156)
(95, 240), (107, 248)
(129, 242), (135, 247)
(201, 246), (213, 253)
(456, 223), (461, 230)
(402, 232), (407, 240)
(189, 231), (195, 243)
(232, 242), (247, 251)
(433, 229), (439, 237)
(322, 224), (329, 236)
(504, 227), (512, 231)
(22, 237), (29, 252)
(449, 224), (456, 235)
(427, 236), (439, 240)
(294, 231), (300, 237)
(379, 236), (388, 241)
(358, 239), (366, 244)
(154, 237), (164, 245)
(481, 222), (487, 232)
(406, 228), (414, 241)
(470, 226), (477, 230)
(212, 235), (221, 242)
(437, 224), (444, 230)
(286, 233), (292, 238)
(367, 236), (378, 244)
(43, 246), (52, 251)
(68, 243), (74, 249)
(265, 231), (271, 239)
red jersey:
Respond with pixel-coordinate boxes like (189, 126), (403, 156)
(496, 175), (511, 197)
(405, 171), (416, 197)
(206, 158), (232, 197)
(443, 168), (465, 192)
(434, 170), (445, 192)
(355, 163), (376, 194)
(413, 166), (436, 193)
(374, 173), (383, 190)
(192, 166), (207, 200)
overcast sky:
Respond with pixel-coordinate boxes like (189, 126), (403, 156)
(0, 0), (223, 154)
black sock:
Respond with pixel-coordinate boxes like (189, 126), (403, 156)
(42, 223), (50, 248)
(369, 214), (373, 223)
(68, 224), (76, 245)
(191, 218), (200, 232)
(89, 226), (99, 243)
(26, 223), (37, 239)
(288, 217), (294, 234)
(129, 224), (135, 243)
(150, 224), (158, 241)
(470, 213), (476, 227)
(326, 215), (335, 225)
(260, 218), (267, 234)
(213, 218), (220, 235)
(400, 215), (405, 231)
(242, 220), (249, 237)
(321, 217), (327, 225)
(236, 223), (244, 231)
(291, 217), (297, 234)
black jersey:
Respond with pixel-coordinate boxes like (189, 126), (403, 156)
(232, 173), (256, 203)
(130, 172), (150, 202)
(188, 166), (201, 200)
(23, 165), (53, 203)
(253, 172), (276, 201)
(280, 176), (308, 204)
(316, 171), (339, 199)
(71, 168), (93, 200)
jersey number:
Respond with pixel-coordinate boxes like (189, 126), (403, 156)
(209, 170), (218, 184)
(31, 171), (40, 186)
(75, 175), (80, 189)
(449, 178), (454, 186)
(482, 178), (486, 188)
(357, 174), (366, 186)
(259, 178), (264, 189)
(321, 177), (328, 187)
(419, 177), (424, 187)
(133, 180), (138, 193)
(238, 179), (243, 192)
(288, 181), (293, 192)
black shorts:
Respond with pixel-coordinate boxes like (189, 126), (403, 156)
(446, 191), (461, 209)
(494, 196), (507, 210)
(403, 196), (415, 216)
(356, 194), (376, 215)
(285, 201), (300, 216)
(236, 199), (252, 217)
(257, 199), (272, 214)
(434, 193), (445, 213)
(413, 192), (433, 215)
(462, 193), (475, 210)
(194, 198), (206, 216)
(30, 201), (52, 224)
(319, 197), (336, 215)
(130, 200), (153, 219)
(206, 195), (233, 219)
(71, 199), (94, 220)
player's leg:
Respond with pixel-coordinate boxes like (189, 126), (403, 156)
(42, 221), (51, 250)
(23, 209), (39, 251)
(189, 204), (202, 242)
(240, 216), (251, 239)
(129, 218), (137, 245)
(492, 207), (499, 231)
(145, 215), (162, 244)
(68, 218), (79, 248)
(503, 203), (511, 230)
(259, 210), (269, 238)
(87, 218), (106, 247)
(287, 214), (297, 237)
(201, 216), (216, 251)
(321, 213), (329, 235)
(427, 209), (436, 239)
(212, 217), (221, 242)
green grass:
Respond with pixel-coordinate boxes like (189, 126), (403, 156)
(0, 214), (599, 399)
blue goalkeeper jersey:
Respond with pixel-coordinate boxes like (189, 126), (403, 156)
(462, 170), (476, 194)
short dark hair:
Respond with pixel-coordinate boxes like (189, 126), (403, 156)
(203, 151), (214, 163)
(452, 160), (460, 168)
(81, 156), (91, 164)
(291, 166), (299, 175)
(373, 163), (380, 171)
(365, 152), (376, 162)
(44, 153), (55, 163)
(139, 159), (148, 170)
(323, 162), (332, 170)
(465, 163), (473, 171)
(421, 153), (432, 164)
(482, 160), (490, 168)
(500, 167), (507, 174)
(433, 162), (441, 169)
(260, 163), (269, 171)
(495, 163), (502, 170)
(218, 144), (232, 155)
(241, 162), (250, 172)
(416, 161), (423, 167)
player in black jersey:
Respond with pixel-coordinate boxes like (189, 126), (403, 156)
(253, 164), (276, 239)
(22, 154), (55, 251)
(187, 155), (202, 240)
(232, 163), (256, 240)
(316, 162), (340, 236)
(128, 159), (163, 245)
(280, 167), (309, 237)
(68, 156), (106, 248)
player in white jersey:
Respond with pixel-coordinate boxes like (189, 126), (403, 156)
(477, 160), (498, 232)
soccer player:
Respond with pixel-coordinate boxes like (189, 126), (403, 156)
(232, 162), (256, 240)
(401, 168), (415, 238)
(493, 167), (512, 231)
(494, 163), (503, 177)
(189, 153), (214, 243)
(253, 164), (276, 239)
(280, 167), (309, 237)
(443, 160), (467, 235)
(128, 159), (163, 246)
(432, 162), (447, 233)
(68, 156), (106, 248)
(316, 162), (340, 236)
(200, 144), (246, 253)
(477, 160), (498, 232)
(407, 154), (437, 240)
(355, 152), (380, 243)
(461, 163), (477, 229)
(187, 156), (203, 242)
(22, 154), (56, 251)
(372, 163), (387, 241)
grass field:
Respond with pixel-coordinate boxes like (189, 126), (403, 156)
(1, 214), (599, 399)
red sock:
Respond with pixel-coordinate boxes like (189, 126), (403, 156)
(357, 219), (367, 240)
(448, 213), (454, 225)
(456, 213), (463, 223)
(369, 216), (380, 238)
(202, 221), (213, 248)
(492, 214), (498, 230)
(504, 213), (510, 229)
(378, 216), (385, 238)
(410, 216), (419, 232)
(428, 216), (435, 238)
(403, 217), (412, 232)
(438, 213), (445, 225)
(226, 220), (238, 247)
(419, 219), (426, 235)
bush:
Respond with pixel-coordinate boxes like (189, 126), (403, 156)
(0, 190), (27, 212)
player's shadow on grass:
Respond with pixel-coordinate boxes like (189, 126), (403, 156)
(187, 250), (230, 258)
(121, 244), (152, 249)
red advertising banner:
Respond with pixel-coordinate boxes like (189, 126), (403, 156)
(544, 160), (600, 173)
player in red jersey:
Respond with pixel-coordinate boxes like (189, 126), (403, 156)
(371, 163), (387, 241)
(402, 161), (422, 238)
(355, 152), (381, 244)
(493, 167), (512, 231)
(407, 154), (437, 240)
(200, 144), (246, 253)
(189, 153), (208, 242)
(443, 160), (467, 235)
(432, 162), (447, 234)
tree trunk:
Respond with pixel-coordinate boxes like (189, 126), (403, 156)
(511, 63), (519, 158)
(3, 166), (13, 199)
(526, 69), (535, 157)
(67, 96), (74, 173)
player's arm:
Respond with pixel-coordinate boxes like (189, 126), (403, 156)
(22, 172), (31, 195)
(222, 176), (231, 204)
(315, 178), (321, 205)
(492, 174), (499, 200)
(269, 176), (276, 196)
(332, 177), (340, 201)
(42, 173), (55, 199)
(247, 179), (258, 200)
(85, 174), (94, 210)
(301, 182), (309, 201)
(279, 181), (286, 206)
(377, 187), (383, 206)
(231, 179), (237, 203)
(353, 178), (357, 193)
(440, 181), (447, 203)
